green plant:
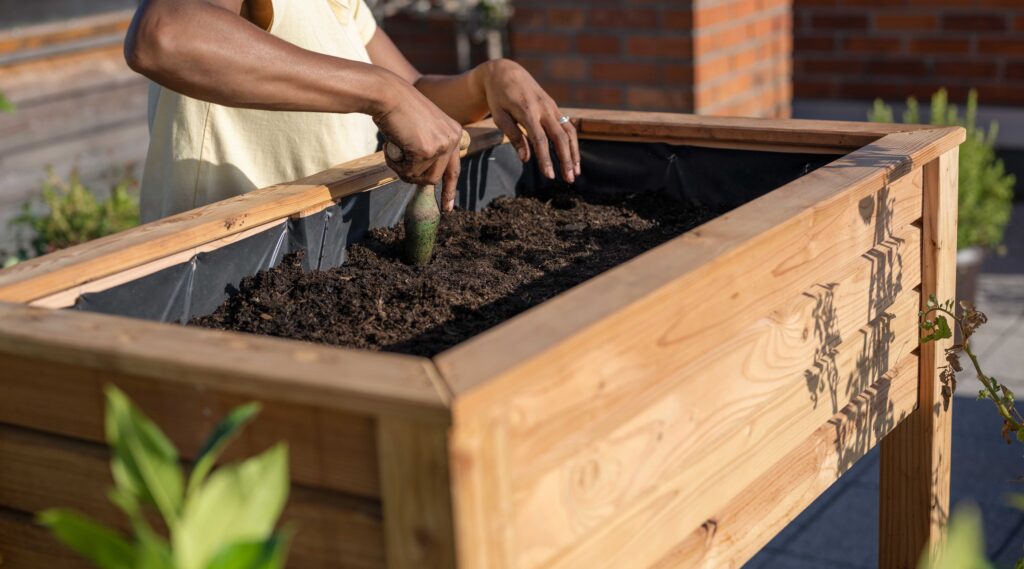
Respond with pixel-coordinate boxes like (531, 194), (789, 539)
(11, 169), (140, 258)
(870, 89), (1015, 250)
(0, 91), (14, 113)
(919, 503), (993, 569)
(39, 385), (291, 569)
(920, 295), (1024, 443)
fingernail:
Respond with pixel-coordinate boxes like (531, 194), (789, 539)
(545, 166), (555, 179)
(575, 163), (581, 176)
(520, 149), (528, 162)
(445, 199), (455, 212)
(566, 171), (575, 184)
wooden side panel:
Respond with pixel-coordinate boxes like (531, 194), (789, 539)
(377, 418), (456, 569)
(0, 424), (386, 569)
(445, 156), (932, 569)
(652, 352), (919, 568)
(879, 149), (959, 568)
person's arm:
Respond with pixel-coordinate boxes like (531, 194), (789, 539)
(125, 0), (464, 207)
(366, 29), (580, 184)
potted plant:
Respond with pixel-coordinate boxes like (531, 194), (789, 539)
(870, 89), (1016, 307)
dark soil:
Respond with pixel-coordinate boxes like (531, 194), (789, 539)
(191, 188), (717, 356)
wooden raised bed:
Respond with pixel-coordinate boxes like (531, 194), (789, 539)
(0, 110), (963, 569)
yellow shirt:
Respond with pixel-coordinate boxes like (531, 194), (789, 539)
(140, 0), (380, 222)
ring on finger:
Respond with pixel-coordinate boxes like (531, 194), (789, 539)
(558, 115), (571, 125)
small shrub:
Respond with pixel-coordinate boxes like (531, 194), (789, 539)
(39, 385), (292, 569)
(869, 89), (1015, 250)
(11, 169), (140, 259)
(0, 91), (13, 113)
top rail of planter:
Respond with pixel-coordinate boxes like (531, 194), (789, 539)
(0, 109), (958, 305)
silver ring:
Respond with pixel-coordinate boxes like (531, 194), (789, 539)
(558, 115), (571, 125)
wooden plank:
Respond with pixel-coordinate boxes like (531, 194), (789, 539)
(514, 290), (920, 569)
(0, 506), (92, 569)
(443, 130), (965, 568)
(30, 219), (287, 309)
(652, 352), (920, 568)
(0, 351), (383, 498)
(0, 302), (448, 421)
(879, 148), (960, 568)
(0, 125), (505, 304)
(0, 423), (386, 569)
(565, 107), (940, 150)
(377, 418), (456, 569)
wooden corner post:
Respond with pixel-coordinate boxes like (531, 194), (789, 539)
(879, 147), (959, 568)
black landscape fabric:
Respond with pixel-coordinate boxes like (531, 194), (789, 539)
(74, 141), (840, 324)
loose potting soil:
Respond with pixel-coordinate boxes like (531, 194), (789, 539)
(191, 188), (716, 356)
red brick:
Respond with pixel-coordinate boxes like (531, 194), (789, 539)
(663, 9), (693, 30)
(874, 13), (938, 32)
(546, 57), (589, 81)
(512, 7), (546, 29)
(942, 13), (1008, 32)
(799, 57), (865, 75)
(1008, 61), (1024, 81)
(592, 61), (662, 84)
(589, 9), (658, 28)
(515, 55), (547, 78)
(576, 34), (621, 55)
(539, 79), (572, 103)
(547, 8), (585, 29)
(1016, 16), (1024, 32)
(973, 85), (1024, 105)
(794, 34), (836, 52)
(978, 38), (1024, 56)
(934, 60), (999, 80)
(794, 80), (837, 98)
(664, 64), (693, 83)
(626, 36), (693, 57)
(511, 32), (571, 55)
(907, 37), (971, 54)
(810, 13), (869, 30)
(626, 86), (693, 112)
(868, 58), (929, 76)
(843, 36), (903, 53)
(572, 85), (624, 108)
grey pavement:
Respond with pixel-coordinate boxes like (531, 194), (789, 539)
(745, 203), (1024, 568)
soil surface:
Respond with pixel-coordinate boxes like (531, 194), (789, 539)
(192, 188), (717, 356)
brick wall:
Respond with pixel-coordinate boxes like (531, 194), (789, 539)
(793, 1), (1024, 106)
(509, 0), (793, 118)
(381, 13), (492, 75)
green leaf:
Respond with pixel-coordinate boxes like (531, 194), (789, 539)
(1010, 494), (1024, 512)
(0, 92), (14, 113)
(922, 315), (953, 343)
(204, 532), (291, 569)
(104, 385), (184, 526)
(174, 443), (289, 569)
(1017, 430), (1024, 444)
(918, 503), (993, 569)
(188, 402), (262, 496)
(37, 509), (136, 569)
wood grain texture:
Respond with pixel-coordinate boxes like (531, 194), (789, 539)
(377, 418), (456, 569)
(444, 158), (933, 567)
(0, 302), (447, 421)
(879, 149), (960, 569)
(0, 507), (92, 569)
(0, 424), (386, 568)
(652, 351), (920, 569)
(565, 107), (941, 151)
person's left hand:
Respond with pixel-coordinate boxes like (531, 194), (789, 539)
(477, 59), (580, 184)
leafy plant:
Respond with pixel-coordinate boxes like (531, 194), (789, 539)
(38, 385), (291, 569)
(870, 89), (1015, 250)
(0, 91), (13, 113)
(918, 503), (993, 569)
(11, 169), (140, 259)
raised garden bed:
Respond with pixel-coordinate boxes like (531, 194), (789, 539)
(0, 110), (964, 569)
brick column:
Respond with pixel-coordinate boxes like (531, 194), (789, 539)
(510, 0), (793, 118)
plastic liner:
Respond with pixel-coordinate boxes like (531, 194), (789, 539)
(74, 141), (841, 324)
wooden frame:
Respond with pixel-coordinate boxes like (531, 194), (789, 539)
(0, 110), (963, 569)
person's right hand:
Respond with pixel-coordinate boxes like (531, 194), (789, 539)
(373, 74), (464, 212)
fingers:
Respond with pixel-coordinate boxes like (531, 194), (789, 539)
(510, 105), (554, 181)
(563, 117), (581, 177)
(493, 108), (529, 163)
(441, 145), (461, 212)
(542, 112), (575, 183)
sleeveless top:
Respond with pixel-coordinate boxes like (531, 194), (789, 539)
(140, 0), (379, 222)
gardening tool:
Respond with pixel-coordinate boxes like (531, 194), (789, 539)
(385, 130), (472, 265)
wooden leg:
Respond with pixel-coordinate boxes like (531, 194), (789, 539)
(879, 149), (959, 569)
(377, 417), (457, 569)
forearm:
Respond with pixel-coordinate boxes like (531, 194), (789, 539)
(414, 65), (491, 125)
(125, 0), (396, 116)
